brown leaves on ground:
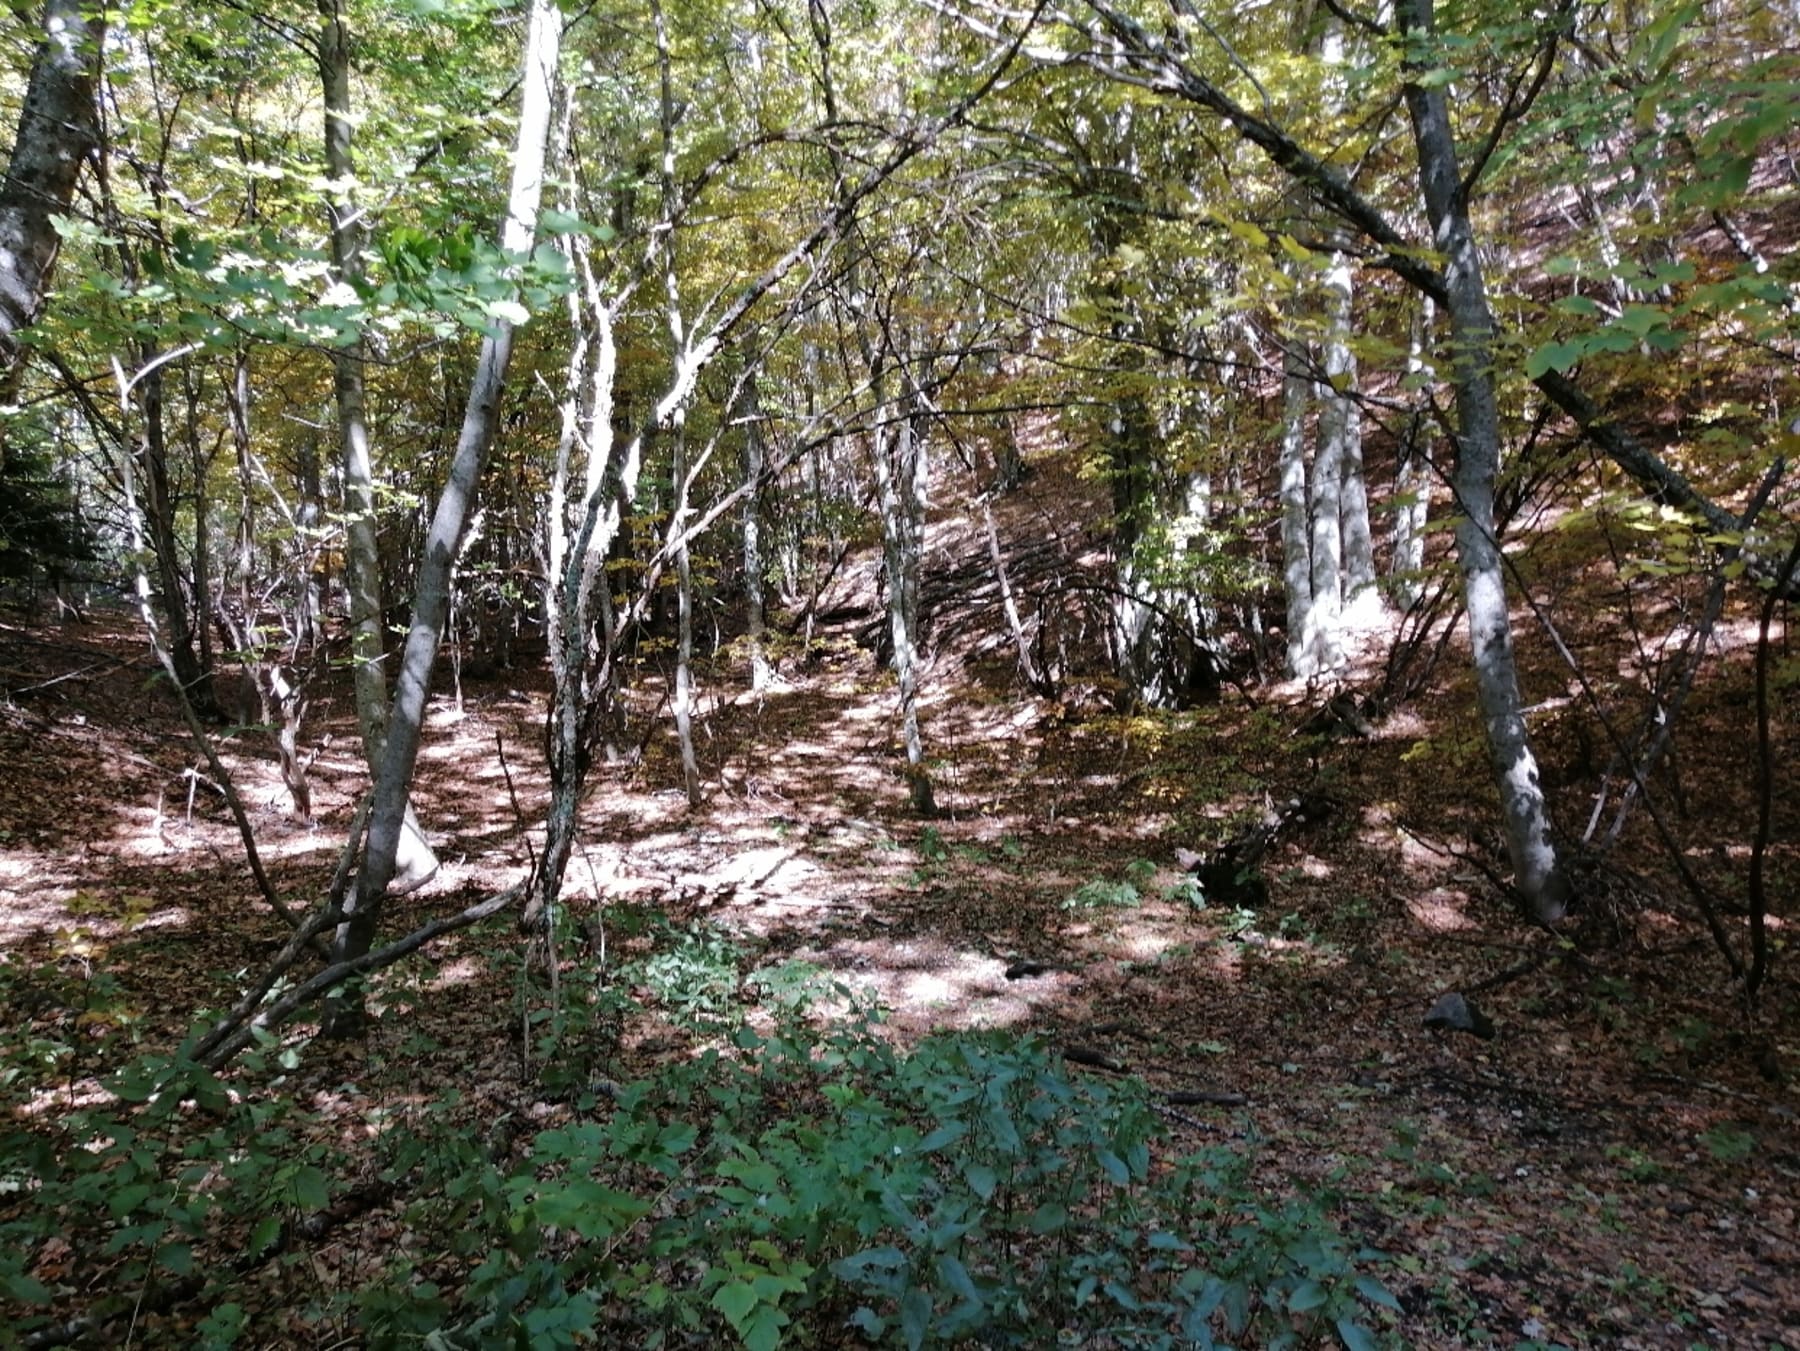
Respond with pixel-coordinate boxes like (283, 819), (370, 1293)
(0, 583), (1795, 1348)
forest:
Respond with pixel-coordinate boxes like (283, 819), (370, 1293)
(0, 0), (1795, 1344)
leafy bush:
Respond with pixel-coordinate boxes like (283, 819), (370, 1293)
(386, 1003), (1395, 1349)
(1, 961), (1395, 1349)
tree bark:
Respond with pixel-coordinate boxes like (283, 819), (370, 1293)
(871, 380), (936, 817)
(739, 370), (771, 691)
(1398, 0), (1569, 924)
(317, 0), (438, 891)
(1391, 296), (1434, 605)
(1325, 253), (1374, 598)
(1280, 337), (1314, 678)
(1305, 335), (1345, 678)
(0, 0), (104, 376)
(134, 360), (215, 714)
(325, 0), (561, 1032)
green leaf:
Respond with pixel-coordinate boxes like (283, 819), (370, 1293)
(158, 1243), (195, 1276)
(109, 1182), (154, 1218)
(1029, 1201), (1069, 1233)
(899, 1288), (932, 1351)
(1355, 1274), (1401, 1311)
(4, 1272), (53, 1304)
(1336, 1317), (1378, 1351)
(742, 1304), (785, 1351)
(1525, 339), (1585, 378)
(962, 1161), (998, 1201)
(289, 1165), (329, 1212)
(712, 1279), (759, 1328)
(249, 1216), (282, 1254)
(1289, 1278), (1328, 1312)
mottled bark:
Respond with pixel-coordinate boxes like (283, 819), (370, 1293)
(739, 372), (771, 690)
(1280, 339), (1314, 678)
(317, 0), (437, 891)
(0, 0), (103, 375)
(1391, 297), (1434, 605)
(326, 0), (561, 1031)
(872, 386), (936, 817)
(1399, 0), (1569, 924)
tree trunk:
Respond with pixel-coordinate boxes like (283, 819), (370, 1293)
(135, 361), (214, 714)
(1325, 253), (1374, 598)
(1392, 296), (1435, 605)
(1279, 336), (1315, 678)
(326, 0), (561, 1032)
(739, 371), (771, 690)
(654, 0), (702, 808)
(872, 385), (936, 817)
(671, 421), (703, 807)
(317, 0), (437, 892)
(1305, 337), (1345, 678)
(1399, 0), (1569, 925)
(0, 0), (104, 376)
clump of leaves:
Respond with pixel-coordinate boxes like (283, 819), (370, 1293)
(1063, 876), (1142, 910)
(632, 921), (748, 1027)
(409, 1001), (1398, 1350)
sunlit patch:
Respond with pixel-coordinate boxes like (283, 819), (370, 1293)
(1111, 925), (1178, 961)
(1405, 886), (1476, 931)
(429, 957), (484, 988)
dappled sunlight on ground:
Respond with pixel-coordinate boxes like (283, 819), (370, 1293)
(1404, 886), (1480, 932)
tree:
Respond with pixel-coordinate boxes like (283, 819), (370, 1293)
(317, 0), (439, 891)
(1395, 0), (1569, 922)
(325, 0), (563, 1031)
(0, 0), (104, 379)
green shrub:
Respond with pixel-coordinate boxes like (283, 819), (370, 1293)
(392, 1008), (1394, 1349)
(2, 962), (1394, 1349)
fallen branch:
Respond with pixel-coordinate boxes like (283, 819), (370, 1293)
(198, 885), (522, 1070)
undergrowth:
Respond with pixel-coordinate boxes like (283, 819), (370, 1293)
(0, 941), (1398, 1349)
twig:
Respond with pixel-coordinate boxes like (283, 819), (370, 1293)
(191, 799), (371, 1065)
(199, 885), (523, 1070)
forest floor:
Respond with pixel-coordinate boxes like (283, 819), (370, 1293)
(2, 471), (1798, 1347)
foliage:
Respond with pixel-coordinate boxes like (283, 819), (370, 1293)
(391, 1002), (1395, 1349)
(0, 954), (1394, 1349)
(0, 434), (98, 579)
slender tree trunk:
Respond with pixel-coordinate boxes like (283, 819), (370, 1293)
(1392, 296), (1435, 605)
(533, 205), (629, 931)
(671, 421), (703, 806)
(1324, 253), (1374, 598)
(182, 366), (216, 678)
(317, 0), (438, 891)
(1280, 337), (1314, 678)
(136, 361), (215, 713)
(872, 384), (935, 817)
(1305, 342), (1345, 678)
(0, 0), (104, 378)
(653, 0), (701, 808)
(326, 0), (561, 1031)
(739, 371), (771, 690)
(1399, 0), (1569, 924)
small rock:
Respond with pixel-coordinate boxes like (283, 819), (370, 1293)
(1424, 991), (1495, 1039)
